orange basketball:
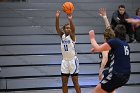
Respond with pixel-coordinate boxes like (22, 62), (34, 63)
(62, 2), (74, 14)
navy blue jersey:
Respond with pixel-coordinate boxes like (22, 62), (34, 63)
(107, 38), (131, 74)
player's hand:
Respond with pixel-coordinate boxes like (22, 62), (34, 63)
(56, 10), (60, 17)
(89, 30), (95, 53)
(99, 8), (106, 17)
(67, 14), (73, 20)
(89, 30), (95, 39)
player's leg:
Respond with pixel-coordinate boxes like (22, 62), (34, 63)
(61, 74), (69, 93)
(70, 57), (81, 93)
(61, 60), (70, 93)
(71, 74), (81, 93)
(92, 83), (107, 93)
(100, 72), (130, 93)
(110, 90), (116, 93)
(103, 69), (117, 93)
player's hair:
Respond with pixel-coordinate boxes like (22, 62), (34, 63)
(136, 8), (140, 15)
(104, 27), (115, 41)
(114, 24), (126, 41)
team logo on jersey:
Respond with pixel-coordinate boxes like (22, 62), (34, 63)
(62, 40), (71, 44)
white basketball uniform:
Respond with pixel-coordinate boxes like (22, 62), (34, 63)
(61, 34), (79, 74)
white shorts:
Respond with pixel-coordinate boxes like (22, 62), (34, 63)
(61, 56), (79, 74)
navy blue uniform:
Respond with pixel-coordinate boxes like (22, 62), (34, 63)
(101, 38), (131, 92)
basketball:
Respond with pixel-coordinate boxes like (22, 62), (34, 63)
(62, 2), (74, 14)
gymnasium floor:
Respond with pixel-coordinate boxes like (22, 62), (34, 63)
(2, 86), (140, 93)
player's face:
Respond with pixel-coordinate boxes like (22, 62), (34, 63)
(64, 25), (71, 34)
(119, 7), (125, 15)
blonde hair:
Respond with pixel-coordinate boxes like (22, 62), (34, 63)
(104, 27), (115, 41)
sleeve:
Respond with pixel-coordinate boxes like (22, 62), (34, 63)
(107, 39), (118, 49)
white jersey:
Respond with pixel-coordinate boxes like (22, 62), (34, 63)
(61, 34), (77, 61)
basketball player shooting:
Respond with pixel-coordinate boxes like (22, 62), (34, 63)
(55, 2), (81, 93)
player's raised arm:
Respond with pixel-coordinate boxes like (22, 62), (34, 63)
(89, 30), (111, 52)
(67, 14), (76, 41)
(99, 8), (111, 28)
(56, 10), (63, 37)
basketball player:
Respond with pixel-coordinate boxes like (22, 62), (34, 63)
(98, 8), (116, 93)
(56, 10), (81, 93)
(98, 29), (115, 80)
(89, 8), (131, 93)
(98, 29), (115, 81)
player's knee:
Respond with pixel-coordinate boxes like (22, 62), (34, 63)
(62, 81), (68, 86)
(72, 80), (79, 86)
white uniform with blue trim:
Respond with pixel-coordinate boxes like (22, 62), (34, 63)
(61, 34), (79, 74)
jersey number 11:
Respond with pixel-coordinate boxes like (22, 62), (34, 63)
(64, 45), (68, 51)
